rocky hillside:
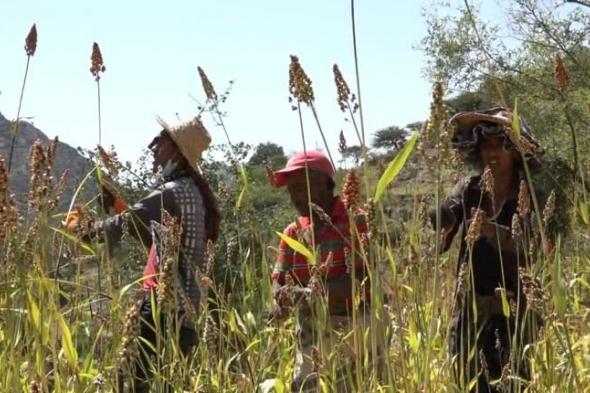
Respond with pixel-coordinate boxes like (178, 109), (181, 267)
(0, 112), (95, 210)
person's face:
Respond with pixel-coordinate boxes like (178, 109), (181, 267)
(479, 134), (516, 178)
(150, 133), (179, 173)
(285, 169), (333, 217)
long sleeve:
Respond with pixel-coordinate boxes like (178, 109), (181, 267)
(432, 178), (469, 252)
(94, 187), (178, 249)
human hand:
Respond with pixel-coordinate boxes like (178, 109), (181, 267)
(99, 180), (127, 215)
(62, 209), (82, 231)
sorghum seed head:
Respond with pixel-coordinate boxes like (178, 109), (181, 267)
(333, 64), (351, 112)
(342, 169), (361, 212)
(543, 190), (556, 229)
(25, 24), (37, 56)
(288, 55), (314, 106)
(96, 145), (119, 178)
(456, 262), (470, 301)
(511, 213), (522, 241)
(480, 165), (495, 205)
(338, 130), (347, 154)
(118, 300), (141, 365)
(198, 66), (218, 101)
(90, 42), (105, 81)
(466, 208), (486, 247)
(519, 267), (547, 315)
(517, 180), (531, 218)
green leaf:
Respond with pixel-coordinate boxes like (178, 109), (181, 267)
(58, 314), (78, 368)
(27, 293), (41, 332)
(48, 226), (96, 255)
(236, 165), (249, 210)
(276, 231), (315, 265)
(374, 131), (418, 202)
(83, 324), (104, 374)
(9, 121), (18, 137)
(579, 201), (589, 225)
(498, 288), (510, 318)
(512, 98), (521, 141)
(552, 237), (567, 316)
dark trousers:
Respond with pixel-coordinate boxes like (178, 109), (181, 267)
(125, 298), (198, 393)
(450, 302), (539, 393)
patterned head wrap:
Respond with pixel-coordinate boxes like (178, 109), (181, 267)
(449, 106), (543, 167)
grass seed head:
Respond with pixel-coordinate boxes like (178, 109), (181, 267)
(204, 239), (216, 277)
(519, 267), (547, 315)
(198, 66), (218, 101)
(0, 156), (20, 240)
(203, 313), (219, 360)
(118, 300), (141, 365)
(517, 180), (531, 218)
(480, 165), (495, 206)
(511, 213), (522, 241)
(288, 55), (314, 107)
(542, 190), (556, 230)
(338, 130), (347, 154)
(25, 24), (38, 56)
(157, 210), (182, 308)
(554, 54), (569, 91)
(333, 64), (351, 112)
(466, 208), (486, 247)
(226, 236), (239, 266)
(97, 145), (119, 178)
(47, 169), (70, 211)
(342, 169), (361, 212)
(90, 42), (105, 81)
(28, 139), (47, 209)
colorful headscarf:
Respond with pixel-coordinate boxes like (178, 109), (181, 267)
(449, 106), (543, 167)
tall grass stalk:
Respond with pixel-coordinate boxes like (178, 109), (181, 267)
(7, 24), (37, 173)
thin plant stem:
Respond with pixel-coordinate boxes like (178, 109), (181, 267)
(97, 80), (102, 146)
(350, 0), (366, 146)
(8, 55), (32, 173)
(309, 105), (336, 170)
(297, 102), (316, 251)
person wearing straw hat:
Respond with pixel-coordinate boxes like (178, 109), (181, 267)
(432, 106), (544, 392)
(268, 150), (373, 392)
(65, 117), (220, 392)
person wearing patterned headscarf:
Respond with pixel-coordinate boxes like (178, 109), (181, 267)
(432, 107), (545, 392)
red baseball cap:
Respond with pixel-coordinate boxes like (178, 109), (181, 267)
(273, 150), (335, 187)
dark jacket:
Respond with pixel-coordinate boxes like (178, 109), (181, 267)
(95, 170), (206, 320)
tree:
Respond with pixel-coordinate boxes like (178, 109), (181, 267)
(405, 121), (425, 132)
(248, 142), (287, 168)
(372, 126), (408, 152)
(420, 0), (590, 174)
(342, 145), (362, 166)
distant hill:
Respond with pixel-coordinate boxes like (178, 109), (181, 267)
(0, 112), (96, 210)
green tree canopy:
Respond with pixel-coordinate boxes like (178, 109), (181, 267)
(248, 142), (287, 168)
(372, 126), (408, 152)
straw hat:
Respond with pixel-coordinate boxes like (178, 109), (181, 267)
(155, 116), (211, 173)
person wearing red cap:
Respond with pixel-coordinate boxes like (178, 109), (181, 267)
(270, 150), (369, 391)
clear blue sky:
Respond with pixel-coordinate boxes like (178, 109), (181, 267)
(0, 0), (433, 164)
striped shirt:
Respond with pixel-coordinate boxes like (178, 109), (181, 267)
(272, 197), (368, 286)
